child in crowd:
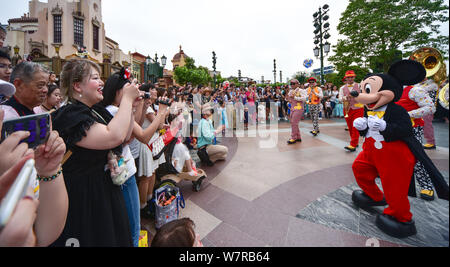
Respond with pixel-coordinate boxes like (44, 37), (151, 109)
(169, 110), (198, 177)
(334, 94), (344, 118)
(151, 218), (203, 247)
(325, 99), (332, 119)
(218, 100), (228, 135)
(257, 100), (266, 124)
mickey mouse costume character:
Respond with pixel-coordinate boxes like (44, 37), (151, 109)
(350, 60), (449, 238)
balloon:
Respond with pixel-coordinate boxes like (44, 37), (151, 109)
(303, 59), (313, 68)
(223, 81), (230, 89)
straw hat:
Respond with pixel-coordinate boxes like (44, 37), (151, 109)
(201, 102), (214, 115)
(343, 70), (356, 79)
(343, 70), (356, 82)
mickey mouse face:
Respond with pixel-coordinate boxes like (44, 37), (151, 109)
(351, 60), (426, 111)
(357, 75), (395, 110)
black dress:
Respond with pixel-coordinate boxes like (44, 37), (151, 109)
(50, 101), (132, 247)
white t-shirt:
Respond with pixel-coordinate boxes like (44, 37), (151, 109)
(128, 138), (141, 159)
(106, 105), (137, 178)
(142, 106), (155, 129)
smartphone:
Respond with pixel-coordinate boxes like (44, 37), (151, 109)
(1, 113), (51, 149)
(0, 159), (35, 230)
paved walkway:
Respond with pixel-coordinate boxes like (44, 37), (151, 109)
(142, 119), (449, 247)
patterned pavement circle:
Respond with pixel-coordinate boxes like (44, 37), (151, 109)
(142, 119), (449, 247)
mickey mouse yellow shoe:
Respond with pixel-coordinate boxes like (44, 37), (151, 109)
(287, 139), (297, 145)
(420, 189), (435, 201)
(423, 144), (436, 150)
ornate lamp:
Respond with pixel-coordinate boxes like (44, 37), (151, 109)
(161, 55), (167, 67)
(313, 46), (320, 58)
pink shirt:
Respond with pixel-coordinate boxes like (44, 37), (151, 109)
(33, 106), (48, 114)
(246, 91), (256, 104)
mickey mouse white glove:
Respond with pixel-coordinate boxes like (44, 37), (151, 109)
(353, 117), (368, 131)
(367, 115), (387, 131)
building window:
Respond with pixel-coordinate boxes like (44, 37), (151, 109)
(93, 24), (99, 50)
(53, 15), (62, 43)
(73, 17), (84, 46)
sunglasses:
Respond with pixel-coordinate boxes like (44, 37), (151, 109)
(290, 83), (298, 85)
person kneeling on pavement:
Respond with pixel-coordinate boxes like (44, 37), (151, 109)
(156, 108), (207, 192)
(197, 103), (228, 166)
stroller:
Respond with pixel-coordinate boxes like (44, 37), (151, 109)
(152, 130), (207, 193)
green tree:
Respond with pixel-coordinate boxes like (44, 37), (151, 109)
(173, 57), (213, 87)
(173, 66), (190, 86)
(324, 72), (340, 86)
(329, 0), (449, 73)
(184, 56), (196, 69)
(292, 71), (309, 84)
(336, 65), (370, 87)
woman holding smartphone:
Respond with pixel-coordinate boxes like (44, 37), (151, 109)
(100, 70), (170, 246)
(50, 59), (140, 247)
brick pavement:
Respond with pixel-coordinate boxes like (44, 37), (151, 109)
(142, 118), (449, 247)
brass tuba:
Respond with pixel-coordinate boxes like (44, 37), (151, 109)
(438, 82), (449, 110)
(410, 47), (447, 87)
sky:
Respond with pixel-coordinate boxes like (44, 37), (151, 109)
(1, 0), (449, 82)
(103, 0), (349, 82)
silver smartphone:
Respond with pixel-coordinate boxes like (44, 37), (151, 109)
(0, 159), (35, 230)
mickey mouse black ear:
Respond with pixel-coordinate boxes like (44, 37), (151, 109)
(388, 60), (426, 86)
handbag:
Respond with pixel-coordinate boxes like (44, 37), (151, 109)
(107, 150), (129, 186)
(154, 183), (185, 229)
(91, 108), (129, 186)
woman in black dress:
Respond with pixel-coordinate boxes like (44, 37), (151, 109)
(50, 59), (140, 247)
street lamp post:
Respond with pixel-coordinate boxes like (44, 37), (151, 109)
(313, 4), (331, 85)
(161, 55), (167, 86)
(273, 59), (277, 84)
(146, 53), (166, 85)
(161, 55), (167, 68)
(212, 51), (217, 89)
(145, 55), (151, 83)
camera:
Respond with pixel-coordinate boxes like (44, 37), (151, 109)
(155, 98), (171, 106)
(143, 92), (151, 99)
